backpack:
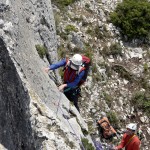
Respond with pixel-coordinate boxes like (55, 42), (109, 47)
(78, 55), (91, 86)
(97, 118), (117, 139)
(65, 55), (91, 86)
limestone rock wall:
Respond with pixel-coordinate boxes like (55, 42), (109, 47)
(0, 0), (89, 149)
(0, 38), (35, 149)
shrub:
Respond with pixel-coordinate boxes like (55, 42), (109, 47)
(92, 73), (102, 82)
(94, 25), (103, 39)
(59, 32), (68, 40)
(51, 0), (79, 8)
(81, 138), (95, 150)
(102, 43), (122, 57)
(84, 44), (93, 62)
(143, 63), (149, 73)
(65, 25), (78, 34)
(72, 46), (82, 53)
(86, 26), (104, 39)
(92, 63), (97, 73)
(57, 45), (67, 58)
(54, 12), (61, 28)
(112, 64), (133, 81)
(70, 15), (83, 23)
(86, 27), (95, 37)
(110, 0), (150, 40)
(140, 77), (150, 90)
(35, 44), (48, 59)
(131, 91), (150, 115)
(103, 92), (112, 107)
(107, 111), (119, 128)
(109, 43), (122, 56)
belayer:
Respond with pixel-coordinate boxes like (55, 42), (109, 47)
(112, 123), (141, 150)
(45, 54), (90, 112)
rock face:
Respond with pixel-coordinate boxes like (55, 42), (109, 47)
(0, 0), (90, 150)
(0, 38), (35, 149)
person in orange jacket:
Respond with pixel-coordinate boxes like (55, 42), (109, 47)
(113, 123), (141, 150)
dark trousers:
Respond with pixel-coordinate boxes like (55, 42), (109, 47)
(64, 88), (80, 112)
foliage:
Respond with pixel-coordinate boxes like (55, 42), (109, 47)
(51, 0), (79, 9)
(83, 45), (93, 63)
(102, 43), (122, 57)
(72, 46), (82, 53)
(65, 25), (78, 34)
(103, 92), (112, 107)
(58, 32), (68, 40)
(54, 12), (61, 28)
(87, 120), (95, 134)
(94, 25), (104, 39)
(112, 65), (133, 81)
(131, 91), (150, 115)
(86, 25), (104, 39)
(143, 63), (149, 73)
(109, 43), (122, 56)
(140, 77), (150, 90)
(57, 45), (67, 58)
(92, 63), (97, 73)
(35, 44), (48, 59)
(107, 111), (119, 128)
(86, 27), (95, 37)
(110, 0), (150, 40)
(92, 73), (102, 82)
(81, 138), (95, 150)
(85, 3), (93, 13)
(70, 15), (83, 23)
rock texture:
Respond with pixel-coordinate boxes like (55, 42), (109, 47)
(0, 0), (150, 149)
(0, 38), (35, 150)
(0, 0), (90, 149)
(52, 0), (150, 149)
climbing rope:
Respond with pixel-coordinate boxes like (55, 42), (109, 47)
(56, 92), (62, 115)
(52, 91), (85, 150)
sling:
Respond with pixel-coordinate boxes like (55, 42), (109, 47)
(124, 134), (136, 150)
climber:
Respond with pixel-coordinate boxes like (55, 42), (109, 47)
(45, 54), (90, 112)
(112, 123), (141, 150)
(97, 112), (117, 140)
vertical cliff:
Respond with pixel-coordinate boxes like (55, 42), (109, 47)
(0, 38), (35, 149)
(0, 0), (90, 149)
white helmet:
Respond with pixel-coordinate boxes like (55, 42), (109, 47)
(70, 54), (82, 66)
(126, 123), (137, 131)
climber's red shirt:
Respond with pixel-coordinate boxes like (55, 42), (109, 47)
(116, 133), (140, 150)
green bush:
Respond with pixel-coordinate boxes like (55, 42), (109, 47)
(131, 91), (150, 115)
(86, 25), (104, 39)
(83, 44), (93, 63)
(86, 27), (95, 37)
(81, 138), (95, 150)
(51, 0), (79, 8)
(112, 64), (133, 81)
(107, 111), (119, 128)
(57, 45), (67, 58)
(109, 43), (122, 56)
(110, 0), (150, 40)
(103, 92), (112, 107)
(35, 44), (48, 59)
(65, 25), (78, 34)
(102, 43), (122, 57)
(59, 32), (68, 40)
